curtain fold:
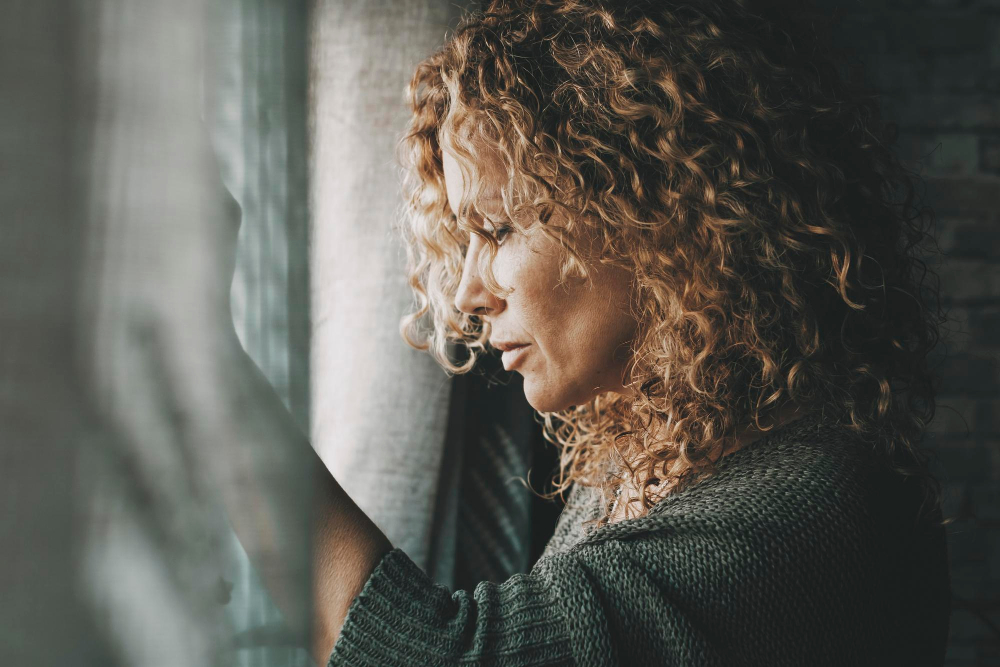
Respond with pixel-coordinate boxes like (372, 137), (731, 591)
(309, 0), (472, 579)
(0, 4), (106, 663)
(204, 0), (312, 664)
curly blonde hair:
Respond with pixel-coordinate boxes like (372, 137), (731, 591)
(397, 0), (946, 525)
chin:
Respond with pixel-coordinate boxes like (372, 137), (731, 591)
(522, 377), (592, 413)
(524, 394), (568, 413)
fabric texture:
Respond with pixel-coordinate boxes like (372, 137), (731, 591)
(329, 408), (952, 666)
(309, 0), (469, 579)
(205, 1), (313, 663)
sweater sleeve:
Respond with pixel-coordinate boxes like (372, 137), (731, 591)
(328, 548), (576, 666)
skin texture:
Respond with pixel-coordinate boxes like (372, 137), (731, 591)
(443, 140), (640, 413)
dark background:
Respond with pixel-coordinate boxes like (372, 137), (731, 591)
(788, 0), (999, 662)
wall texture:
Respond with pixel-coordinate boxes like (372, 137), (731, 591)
(813, 0), (1000, 663)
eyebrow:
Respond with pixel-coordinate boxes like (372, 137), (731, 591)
(459, 197), (506, 221)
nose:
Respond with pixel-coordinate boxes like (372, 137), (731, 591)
(454, 235), (503, 316)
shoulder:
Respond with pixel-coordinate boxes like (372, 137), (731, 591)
(534, 411), (949, 665)
(573, 410), (886, 544)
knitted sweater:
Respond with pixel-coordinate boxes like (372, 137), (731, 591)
(328, 409), (951, 666)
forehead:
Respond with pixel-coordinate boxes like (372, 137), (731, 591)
(440, 131), (506, 221)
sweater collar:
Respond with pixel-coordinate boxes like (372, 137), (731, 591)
(574, 407), (846, 545)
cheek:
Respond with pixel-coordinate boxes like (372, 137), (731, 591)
(495, 240), (564, 314)
(505, 261), (572, 338)
(554, 272), (637, 384)
(497, 238), (635, 394)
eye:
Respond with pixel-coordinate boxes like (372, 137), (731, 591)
(486, 220), (513, 244)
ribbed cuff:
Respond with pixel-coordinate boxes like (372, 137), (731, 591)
(328, 548), (574, 666)
(329, 548), (458, 666)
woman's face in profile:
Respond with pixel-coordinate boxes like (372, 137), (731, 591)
(442, 143), (639, 412)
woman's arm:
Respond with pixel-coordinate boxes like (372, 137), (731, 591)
(207, 328), (393, 664)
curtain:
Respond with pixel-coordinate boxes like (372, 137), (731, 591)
(309, 0), (470, 582)
(204, 0), (312, 664)
(1, 2), (109, 663)
(2, 1), (314, 664)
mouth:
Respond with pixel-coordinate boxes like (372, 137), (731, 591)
(499, 343), (530, 371)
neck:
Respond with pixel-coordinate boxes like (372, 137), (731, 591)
(731, 401), (811, 451)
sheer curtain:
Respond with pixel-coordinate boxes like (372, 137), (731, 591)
(204, 0), (312, 664)
(211, 0), (543, 640)
(3, 1), (314, 664)
(1, 3), (110, 663)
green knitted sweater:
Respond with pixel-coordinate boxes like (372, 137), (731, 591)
(329, 409), (951, 666)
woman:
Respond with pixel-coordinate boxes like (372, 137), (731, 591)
(274, 0), (953, 664)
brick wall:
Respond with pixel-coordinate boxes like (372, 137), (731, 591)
(814, 0), (1000, 663)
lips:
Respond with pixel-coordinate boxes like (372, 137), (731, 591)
(492, 341), (529, 352)
(498, 343), (530, 371)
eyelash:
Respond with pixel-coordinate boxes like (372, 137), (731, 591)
(487, 221), (513, 243)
